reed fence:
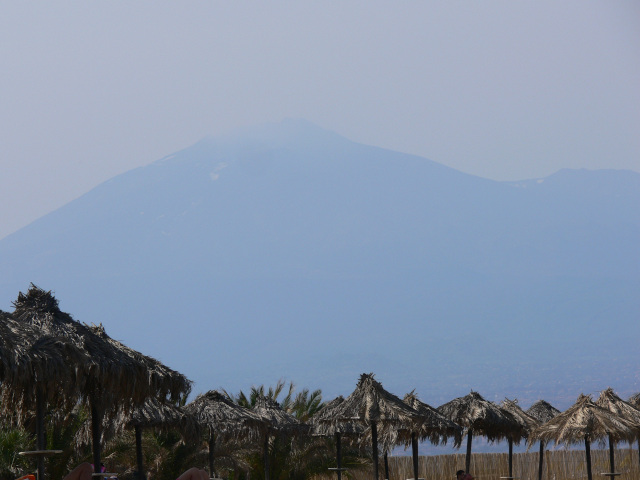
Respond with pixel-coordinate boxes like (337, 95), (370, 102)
(315, 449), (640, 480)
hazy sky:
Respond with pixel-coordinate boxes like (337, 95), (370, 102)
(1, 1), (639, 240)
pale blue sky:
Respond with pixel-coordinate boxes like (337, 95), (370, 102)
(1, 1), (639, 240)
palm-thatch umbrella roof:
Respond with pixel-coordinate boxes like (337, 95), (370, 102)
(251, 394), (307, 480)
(438, 390), (521, 474)
(11, 285), (192, 472)
(526, 400), (561, 424)
(0, 309), (92, 408)
(530, 394), (638, 446)
(185, 390), (265, 477)
(311, 396), (363, 436)
(0, 310), (23, 384)
(128, 398), (198, 433)
(324, 373), (425, 480)
(90, 324), (191, 403)
(390, 392), (463, 480)
(310, 396), (364, 480)
(75, 397), (200, 480)
(525, 400), (560, 480)
(438, 391), (521, 440)
(129, 398), (200, 480)
(12, 286), (146, 405)
(500, 399), (539, 436)
(0, 309), (91, 429)
(595, 388), (640, 428)
(186, 390), (265, 440)
(529, 394), (640, 480)
(329, 374), (422, 429)
(252, 394), (307, 435)
(2, 301), (99, 480)
(626, 392), (640, 471)
(402, 392), (463, 447)
(595, 387), (640, 474)
(499, 399), (539, 478)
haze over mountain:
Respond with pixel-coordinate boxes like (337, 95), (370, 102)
(1, 119), (638, 410)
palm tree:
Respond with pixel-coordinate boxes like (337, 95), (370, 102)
(0, 425), (33, 480)
(226, 381), (356, 480)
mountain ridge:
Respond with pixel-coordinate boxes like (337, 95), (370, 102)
(1, 120), (637, 405)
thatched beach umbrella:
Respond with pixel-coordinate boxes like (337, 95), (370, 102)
(127, 398), (200, 480)
(0, 309), (92, 407)
(185, 390), (265, 477)
(1, 308), (94, 480)
(321, 373), (425, 480)
(252, 394), (307, 480)
(89, 324), (191, 403)
(311, 396), (364, 480)
(12, 285), (192, 473)
(526, 400), (560, 480)
(86, 323), (192, 471)
(438, 390), (521, 475)
(628, 393), (640, 468)
(396, 392), (463, 480)
(499, 399), (538, 478)
(75, 397), (199, 480)
(529, 394), (639, 480)
(595, 388), (640, 475)
(0, 310), (23, 383)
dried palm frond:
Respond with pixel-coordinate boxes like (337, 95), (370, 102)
(526, 399), (561, 424)
(499, 398), (539, 443)
(324, 374), (423, 432)
(185, 390), (265, 442)
(437, 390), (521, 442)
(529, 394), (639, 447)
(252, 395), (307, 437)
(595, 388), (640, 427)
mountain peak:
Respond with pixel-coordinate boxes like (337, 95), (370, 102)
(210, 118), (348, 151)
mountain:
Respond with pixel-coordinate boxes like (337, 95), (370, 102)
(1, 119), (638, 409)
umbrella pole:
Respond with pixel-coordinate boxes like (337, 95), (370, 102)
(383, 451), (389, 480)
(508, 437), (513, 478)
(412, 432), (419, 480)
(372, 422), (379, 480)
(465, 430), (473, 474)
(263, 433), (270, 480)
(209, 429), (216, 477)
(585, 436), (593, 480)
(135, 425), (145, 480)
(537, 441), (544, 480)
(608, 434), (615, 474)
(336, 432), (343, 480)
(91, 399), (102, 475)
(36, 386), (45, 480)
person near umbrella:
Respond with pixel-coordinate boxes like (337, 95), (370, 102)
(63, 464), (93, 480)
(456, 469), (474, 480)
(177, 468), (209, 480)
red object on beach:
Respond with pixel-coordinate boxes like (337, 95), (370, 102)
(16, 475), (36, 480)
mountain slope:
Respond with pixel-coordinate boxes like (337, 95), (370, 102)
(1, 119), (638, 406)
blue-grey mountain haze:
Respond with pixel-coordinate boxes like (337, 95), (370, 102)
(1, 122), (638, 439)
(2, 3), (639, 242)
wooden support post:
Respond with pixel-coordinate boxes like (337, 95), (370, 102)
(372, 423), (379, 480)
(336, 432), (343, 480)
(465, 430), (473, 474)
(537, 441), (544, 480)
(135, 426), (145, 480)
(585, 437), (592, 480)
(412, 433), (419, 480)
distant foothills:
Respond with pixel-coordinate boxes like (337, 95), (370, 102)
(1, 119), (638, 414)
